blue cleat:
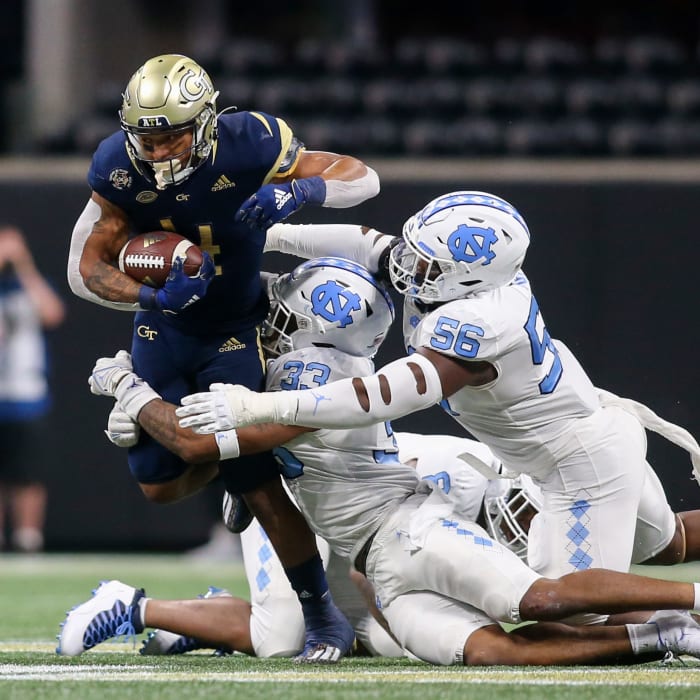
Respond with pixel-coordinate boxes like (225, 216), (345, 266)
(139, 586), (233, 655)
(294, 593), (356, 664)
(56, 580), (145, 656)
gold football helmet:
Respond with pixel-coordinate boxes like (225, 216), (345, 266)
(119, 54), (219, 189)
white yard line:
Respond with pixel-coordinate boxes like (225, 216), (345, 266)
(1, 661), (699, 685)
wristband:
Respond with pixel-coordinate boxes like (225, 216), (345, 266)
(293, 176), (326, 205)
(138, 285), (159, 310)
(215, 429), (241, 460)
(114, 373), (161, 420)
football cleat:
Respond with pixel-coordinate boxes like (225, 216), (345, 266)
(140, 586), (233, 656)
(294, 595), (356, 665)
(222, 490), (254, 534)
(648, 609), (700, 660)
(56, 580), (145, 656)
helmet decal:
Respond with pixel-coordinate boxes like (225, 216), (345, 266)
(310, 281), (362, 328)
(263, 256), (394, 359)
(420, 191), (530, 237)
(447, 225), (498, 266)
(179, 68), (213, 102)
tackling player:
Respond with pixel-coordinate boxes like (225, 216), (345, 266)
(179, 192), (700, 629)
(59, 257), (700, 665)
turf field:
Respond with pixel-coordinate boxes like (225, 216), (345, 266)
(1, 554), (699, 699)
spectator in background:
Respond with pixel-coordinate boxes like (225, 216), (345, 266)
(0, 225), (65, 552)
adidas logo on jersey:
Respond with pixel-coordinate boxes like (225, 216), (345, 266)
(218, 336), (246, 352)
(211, 175), (236, 192)
(274, 187), (293, 210)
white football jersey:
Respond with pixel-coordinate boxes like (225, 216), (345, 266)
(402, 272), (600, 478)
(394, 432), (494, 522)
(265, 346), (420, 562)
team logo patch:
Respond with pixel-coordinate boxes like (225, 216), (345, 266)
(109, 169), (132, 190)
(136, 191), (158, 204)
(447, 224), (498, 265)
(310, 280), (361, 328)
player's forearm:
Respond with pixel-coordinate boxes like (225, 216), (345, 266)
(139, 399), (218, 464)
(238, 354), (444, 429)
(237, 423), (315, 453)
(265, 223), (394, 272)
(81, 257), (143, 304)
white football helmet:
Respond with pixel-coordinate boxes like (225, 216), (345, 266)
(120, 54), (219, 189)
(263, 257), (395, 359)
(389, 191), (530, 302)
(483, 474), (543, 561)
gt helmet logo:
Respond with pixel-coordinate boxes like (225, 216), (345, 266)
(179, 68), (213, 102)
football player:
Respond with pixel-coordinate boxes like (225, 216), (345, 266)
(178, 192), (700, 630)
(65, 54), (380, 662)
(60, 257), (700, 666)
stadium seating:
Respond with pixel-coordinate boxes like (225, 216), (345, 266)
(42, 34), (700, 157)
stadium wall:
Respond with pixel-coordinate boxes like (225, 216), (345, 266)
(0, 158), (697, 551)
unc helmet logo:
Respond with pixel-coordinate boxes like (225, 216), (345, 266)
(310, 280), (362, 328)
(447, 224), (499, 266)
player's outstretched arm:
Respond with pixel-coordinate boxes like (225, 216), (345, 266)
(95, 358), (312, 463)
(177, 352), (447, 433)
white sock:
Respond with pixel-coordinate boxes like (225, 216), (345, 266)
(626, 623), (661, 655)
(693, 582), (700, 611)
(138, 597), (149, 628)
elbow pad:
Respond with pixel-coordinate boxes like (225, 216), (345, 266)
(280, 353), (443, 428)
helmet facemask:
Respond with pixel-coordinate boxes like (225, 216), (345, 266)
(483, 475), (542, 561)
(389, 236), (466, 303)
(262, 279), (304, 359)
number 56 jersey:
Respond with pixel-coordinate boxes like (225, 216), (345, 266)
(402, 272), (600, 479)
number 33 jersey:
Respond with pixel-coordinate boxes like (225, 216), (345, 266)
(402, 271), (600, 478)
(265, 346), (419, 563)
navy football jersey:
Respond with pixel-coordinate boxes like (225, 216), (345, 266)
(88, 111), (298, 334)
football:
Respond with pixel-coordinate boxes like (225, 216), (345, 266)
(118, 231), (204, 288)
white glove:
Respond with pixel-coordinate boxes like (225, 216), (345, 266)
(176, 382), (278, 433)
(104, 402), (140, 448)
(89, 350), (161, 420)
(89, 350), (134, 397)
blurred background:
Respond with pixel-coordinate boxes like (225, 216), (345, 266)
(0, 0), (697, 553)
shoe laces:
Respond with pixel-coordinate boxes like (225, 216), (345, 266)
(84, 601), (138, 650)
